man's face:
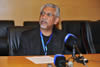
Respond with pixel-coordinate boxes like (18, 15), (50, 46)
(39, 7), (56, 30)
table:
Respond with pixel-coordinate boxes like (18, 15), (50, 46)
(0, 54), (100, 67)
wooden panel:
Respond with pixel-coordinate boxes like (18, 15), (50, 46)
(0, 0), (100, 26)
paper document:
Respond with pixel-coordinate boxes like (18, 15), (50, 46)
(26, 56), (54, 64)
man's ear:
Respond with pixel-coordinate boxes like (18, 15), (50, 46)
(54, 17), (60, 25)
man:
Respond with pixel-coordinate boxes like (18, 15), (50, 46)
(17, 3), (71, 55)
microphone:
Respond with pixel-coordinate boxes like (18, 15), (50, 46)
(64, 33), (88, 66)
(64, 33), (78, 57)
(54, 54), (67, 67)
(64, 33), (78, 50)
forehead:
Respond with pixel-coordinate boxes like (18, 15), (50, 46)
(43, 7), (56, 13)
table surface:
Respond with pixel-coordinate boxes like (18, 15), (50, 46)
(0, 54), (100, 67)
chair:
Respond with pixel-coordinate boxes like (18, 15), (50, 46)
(85, 21), (100, 53)
(61, 20), (89, 54)
(8, 26), (33, 56)
(0, 20), (14, 56)
(24, 21), (39, 28)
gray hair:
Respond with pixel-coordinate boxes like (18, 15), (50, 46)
(40, 3), (60, 17)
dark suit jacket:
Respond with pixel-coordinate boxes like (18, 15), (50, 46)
(16, 26), (72, 56)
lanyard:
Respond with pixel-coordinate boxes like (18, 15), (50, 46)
(40, 31), (53, 55)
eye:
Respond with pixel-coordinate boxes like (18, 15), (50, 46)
(40, 11), (54, 17)
(47, 13), (53, 17)
(40, 11), (45, 16)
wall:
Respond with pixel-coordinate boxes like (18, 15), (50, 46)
(0, 0), (100, 26)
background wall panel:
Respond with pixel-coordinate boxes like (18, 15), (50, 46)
(0, 0), (100, 26)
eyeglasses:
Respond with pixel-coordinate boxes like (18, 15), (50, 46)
(40, 11), (55, 17)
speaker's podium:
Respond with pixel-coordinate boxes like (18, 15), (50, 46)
(0, 54), (100, 67)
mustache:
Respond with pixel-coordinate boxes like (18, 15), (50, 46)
(40, 19), (48, 24)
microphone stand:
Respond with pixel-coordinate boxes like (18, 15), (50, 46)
(64, 33), (88, 67)
(73, 45), (88, 67)
(67, 45), (88, 67)
(72, 45), (76, 58)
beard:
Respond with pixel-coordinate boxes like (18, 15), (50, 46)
(39, 19), (48, 29)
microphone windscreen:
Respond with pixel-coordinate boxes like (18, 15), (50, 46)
(64, 33), (79, 51)
(54, 54), (66, 67)
(64, 33), (77, 43)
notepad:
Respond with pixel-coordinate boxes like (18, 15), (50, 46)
(26, 56), (54, 64)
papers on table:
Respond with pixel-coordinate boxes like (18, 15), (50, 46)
(26, 56), (54, 64)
